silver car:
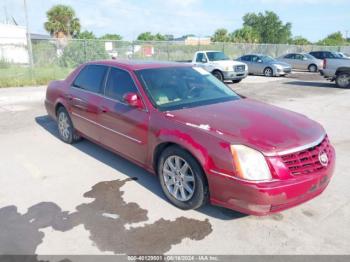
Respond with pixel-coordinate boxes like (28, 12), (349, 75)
(278, 53), (323, 72)
(237, 54), (292, 77)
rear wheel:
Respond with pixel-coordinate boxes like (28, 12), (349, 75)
(57, 107), (81, 144)
(335, 72), (350, 88)
(263, 67), (273, 77)
(212, 70), (224, 82)
(158, 146), (208, 210)
(308, 64), (317, 72)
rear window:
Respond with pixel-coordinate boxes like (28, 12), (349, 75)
(73, 65), (108, 93)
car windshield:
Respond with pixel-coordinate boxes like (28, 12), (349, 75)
(331, 52), (342, 58)
(260, 55), (275, 62)
(135, 66), (240, 111)
(206, 52), (230, 61)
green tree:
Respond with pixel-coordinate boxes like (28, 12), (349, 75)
(137, 32), (166, 41)
(76, 30), (96, 39)
(317, 32), (347, 46)
(44, 5), (81, 38)
(100, 34), (123, 40)
(230, 26), (260, 43)
(211, 28), (230, 42)
(242, 11), (292, 43)
(289, 36), (311, 45)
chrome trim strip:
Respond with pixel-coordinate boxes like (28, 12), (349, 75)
(71, 112), (142, 144)
(264, 134), (326, 157)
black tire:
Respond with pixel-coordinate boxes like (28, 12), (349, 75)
(308, 64), (317, 72)
(212, 70), (224, 82)
(158, 146), (208, 210)
(335, 72), (350, 89)
(57, 107), (81, 144)
(263, 67), (273, 77)
(232, 79), (242, 84)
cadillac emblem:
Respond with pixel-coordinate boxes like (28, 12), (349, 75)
(319, 151), (329, 167)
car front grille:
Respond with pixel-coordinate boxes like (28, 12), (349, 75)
(234, 65), (245, 72)
(281, 136), (333, 176)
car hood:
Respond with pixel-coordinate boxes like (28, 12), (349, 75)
(166, 99), (325, 155)
(211, 60), (246, 67)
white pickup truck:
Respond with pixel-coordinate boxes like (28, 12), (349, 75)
(321, 58), (350, 88)
(190, 51), (248, 83)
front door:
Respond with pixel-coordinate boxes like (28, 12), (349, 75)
(98, 67), (149, 164)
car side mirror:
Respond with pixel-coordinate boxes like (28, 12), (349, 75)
(257, 59), (263, 63)
(303, 57), (308, 60)
(201, 58), (207, 63)
(123, 92), (144, 109)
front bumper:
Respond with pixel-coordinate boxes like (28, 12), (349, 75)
(276, 67), (292, 76)
(207, 147), (335, 215)
(223, 70), (248, 80)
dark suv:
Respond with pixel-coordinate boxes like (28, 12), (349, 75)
(309, 51), (342, 60)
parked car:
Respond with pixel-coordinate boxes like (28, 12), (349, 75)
(236, 54), (291, 77)
(277, 53), (323, 72)
(335, 52), (350, 59)
(190, 51), (248, 83)
(45, 60), (335, 215)
(309, 51), (342, 60)
(321, 58), (350, 88)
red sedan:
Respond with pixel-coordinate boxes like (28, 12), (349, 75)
(45, 60), (335, 215)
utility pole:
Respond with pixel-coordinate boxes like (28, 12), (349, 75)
(23, 0), (33, 68)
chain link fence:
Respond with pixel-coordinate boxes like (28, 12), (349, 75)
(1, 37), (350, 87)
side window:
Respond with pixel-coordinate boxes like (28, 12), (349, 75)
(310, 52), (319, 59)
(196, 53), (205, 62)
(295, 54), (303, 60)
(73, 65), (107, 93)
(105, 67), (138, 101)
(251, 56), (259, 62)
(286, 54), (295, 59)
(241, 55), (250, 62)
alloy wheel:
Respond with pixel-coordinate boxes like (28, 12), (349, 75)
(58, 111), (71, 141)
(264, 68), (273, 77)
(162, 155), (195, 202)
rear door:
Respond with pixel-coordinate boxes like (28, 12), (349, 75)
(98, 67), (149, 164)
(67, 64), (108, 142)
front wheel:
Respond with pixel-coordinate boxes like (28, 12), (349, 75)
(263, 67), (273, 77)
(212, 70), (224, 82)
(158, 146), (208, 210)
(335, 72), (350, 88)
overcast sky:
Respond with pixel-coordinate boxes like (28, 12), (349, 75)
(2, 0), (350, 41)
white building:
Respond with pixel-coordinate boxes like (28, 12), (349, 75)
(0, 23), (29, 64)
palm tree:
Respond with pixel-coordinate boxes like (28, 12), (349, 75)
(44, 5), (81, 38)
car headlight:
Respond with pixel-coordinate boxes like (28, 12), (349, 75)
(230, 145), (272, 181)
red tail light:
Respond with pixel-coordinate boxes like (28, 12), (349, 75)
(323, 59), (327, 69)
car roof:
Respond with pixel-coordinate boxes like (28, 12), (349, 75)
(85, 59), (191, 71)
